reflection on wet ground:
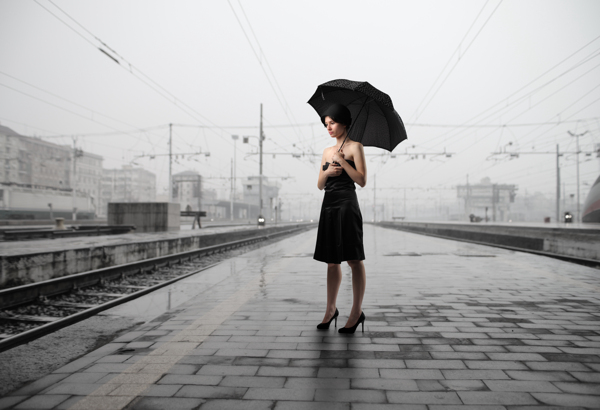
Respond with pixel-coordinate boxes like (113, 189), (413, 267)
(5, 225), (600, 409)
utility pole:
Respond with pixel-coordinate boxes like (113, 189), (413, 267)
(259, 104), (264, 217)
(72, 141), (77, 221)
(490, 144), (595, 223)
(404, 188), (406, 218)
(466, 174), (470, 220)
(569, 130), (588, 222)
(229, 159), (235, 222)
(556, 144), (560, 223)
(231, 135), (239, 221)
(71, 137), (82, 221)
(373, 174), (377, 222)
(492, 184), (497, 222)
(168, 123), (173, 202)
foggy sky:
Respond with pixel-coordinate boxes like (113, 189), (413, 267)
(1, 0), (599, 214)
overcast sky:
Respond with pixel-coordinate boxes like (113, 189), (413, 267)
(1, 0), (599, 215)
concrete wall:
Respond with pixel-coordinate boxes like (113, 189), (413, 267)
(0, 224), (312, 289)
(376, 221), (600, 262)
(108, 202), (180, 232)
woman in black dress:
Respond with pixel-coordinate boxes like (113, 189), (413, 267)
(314, 103), (366, 334)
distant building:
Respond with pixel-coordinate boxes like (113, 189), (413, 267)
(100, 166), (156, 217)
(243, 176), (280, 220)
(0, 125), (71, 190)
(508, 191), (554, 222)
(172, 171), (202, 211)
(75, 150), (103, 213)
(457, 177), (517, 222)
(0, 125), (100, 219)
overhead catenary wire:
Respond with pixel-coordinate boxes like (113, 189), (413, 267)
(34, 0), (242, 148)
(408, 0), (504, 127)
(226, 0), (309, 153)
(0, 82), (157, 148)
(404, 51), (600, 186)
(420, 37), (600, 150)
(408, 0), (491, 126)
(0, 70), (167, 146)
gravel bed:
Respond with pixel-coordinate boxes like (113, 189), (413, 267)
(0, 232), (299, 338)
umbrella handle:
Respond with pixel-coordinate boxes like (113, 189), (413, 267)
(338, 98), (371, 152)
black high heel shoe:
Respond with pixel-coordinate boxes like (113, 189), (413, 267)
(338, 312), (365, 334)
(317, 308), (339, 330)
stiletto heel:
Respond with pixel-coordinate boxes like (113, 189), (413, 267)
(339, 312), (365, 334)
(317, 308), (339, 330)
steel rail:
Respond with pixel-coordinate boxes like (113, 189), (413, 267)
(0, 225), (313, 353)
(0, 226), (312, 310)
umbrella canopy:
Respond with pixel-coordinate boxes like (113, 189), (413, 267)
(308, 79), (407, 152)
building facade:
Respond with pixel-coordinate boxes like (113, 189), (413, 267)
(243, 176), (280, 220)
(0, 125), (101, 219)
(456, 177), (517, 222)
(76, 151), (103, 212)
(0, 125), (71, 190)
(172, 171), (202, 211)
(100, 166), (156, 216)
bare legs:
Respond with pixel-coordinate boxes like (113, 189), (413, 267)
(321, 260), (366, 327)
(322, 263), (342, 323)
(345, 260), (366, 327)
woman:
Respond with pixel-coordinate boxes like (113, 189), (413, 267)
(314, 103), (367, 334)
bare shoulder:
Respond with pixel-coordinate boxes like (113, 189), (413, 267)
(322, 145), (333, 156)
(345, 140), (364, 159)
(321, 145), (333, 162)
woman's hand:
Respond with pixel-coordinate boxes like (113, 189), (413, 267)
(332, 150), (345, 164)
(324, 162), (343, 177)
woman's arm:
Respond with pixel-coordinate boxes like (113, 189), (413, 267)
(332, 143), (367, 187)
(317, 147), (342, 190)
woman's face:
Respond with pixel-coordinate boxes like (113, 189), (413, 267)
(324, 116), (346, 139)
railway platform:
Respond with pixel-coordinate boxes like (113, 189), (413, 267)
(1, 224), (599, 409)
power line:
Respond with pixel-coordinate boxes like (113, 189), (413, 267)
(418, 46), (600, 153)
(226, 0), (308, 152)
(408, 0), (491, 126)
(34, 0), (239, 147)
(410, 53), (600, 179)
(409, 0), (503, 126)
(0, 82), (156, 147)
(420, 37), (600, 150)
(0, 70), (167, 144)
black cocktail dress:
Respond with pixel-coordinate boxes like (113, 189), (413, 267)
(314, 160), (365, 264)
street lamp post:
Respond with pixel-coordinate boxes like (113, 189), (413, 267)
(259, 104), (264, 217)
(231, 135), (238, 222)
(568, 130), (588, 222)
(242, 104), (265, 220)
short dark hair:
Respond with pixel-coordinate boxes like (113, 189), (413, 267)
(321, 103), (352, 127)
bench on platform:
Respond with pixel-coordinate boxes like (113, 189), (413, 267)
(180, 211), (207, 229)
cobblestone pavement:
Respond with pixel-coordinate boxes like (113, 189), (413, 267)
(1, 224), (599, 409)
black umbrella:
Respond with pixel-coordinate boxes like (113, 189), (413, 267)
(307, 79), (407, 152)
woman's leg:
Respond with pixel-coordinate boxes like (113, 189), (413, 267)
(345, 260), (366, 326)
(322, 263), (342, 323)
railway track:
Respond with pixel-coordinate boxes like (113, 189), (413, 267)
(0, 225), (312, 353)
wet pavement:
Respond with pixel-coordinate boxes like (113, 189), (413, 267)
(1, 224), (599, 409)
